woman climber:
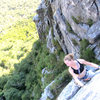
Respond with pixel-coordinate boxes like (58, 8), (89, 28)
(64, 53), (100, 87)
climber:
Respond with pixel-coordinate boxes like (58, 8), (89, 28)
(64, 53), (100, 87)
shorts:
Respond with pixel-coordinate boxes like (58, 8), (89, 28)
(80, 70), (95, 80)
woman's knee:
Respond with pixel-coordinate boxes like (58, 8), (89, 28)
(88, 70), (95, 78)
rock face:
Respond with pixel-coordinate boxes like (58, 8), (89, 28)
(57, 70), (100, 100)
(57, 79), (81, 100)
(40, 80), (55, 100)
(34, 0), (100, 59)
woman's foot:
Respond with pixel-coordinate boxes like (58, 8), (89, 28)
(83, 78), (91, 82)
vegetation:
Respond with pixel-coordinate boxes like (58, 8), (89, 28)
(0, 0), (42, 99)
(0, 15), (39, 74)
(80, 39), (93, 61)
(65, 20), (78, 36)
(50, 69), (71, 98)
(72, 16), (94, 27)
(65, 20), (74, 33)
(80, 39), (100, 64)
(0, 38), (71, 100)
(72, 39), (78, 46)
(72, 16), (80, 24)
(0, 0), (41, 32)
(87, 19), (94, 27)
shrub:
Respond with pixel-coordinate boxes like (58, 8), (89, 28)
(80, 48), (95, 61)
(0, 75), (9, 90)
(87, 19), (94, 27)
(80, 39), (89, 49)
(72, 39), (78, 46)
(4, 88), (24, 100)
(21, 90), (31, 100)
(50, 69), (71, 96)
(72, 16), (80, 24)
(66, 20), (74, 33)
(80, 39), (89, 55)
(2, 45), (13, 51)
(80, 39), (96, 62)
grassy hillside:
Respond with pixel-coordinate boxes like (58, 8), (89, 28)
(0, 17), (39, 76)
(0, 0), (41, 75)
(0, 0), (41, 99)
(0, 0), (40, 33)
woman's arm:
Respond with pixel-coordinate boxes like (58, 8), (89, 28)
(79, 59), (99, 69)
(69, 68), (84, 87)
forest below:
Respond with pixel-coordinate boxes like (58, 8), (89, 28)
(0, 0), (43, 99)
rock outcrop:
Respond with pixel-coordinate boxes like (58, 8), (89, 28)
(40, 80), (55, 100)
(57, 70), (100, 100)
(34, 0), (100, 59)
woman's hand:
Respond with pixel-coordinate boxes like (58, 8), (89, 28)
(74, 80), (84, 87)
(79, 83), (84, 87)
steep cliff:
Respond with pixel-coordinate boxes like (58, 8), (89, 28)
(34, 0), (100, 59)
(33, 0), (100, 99)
